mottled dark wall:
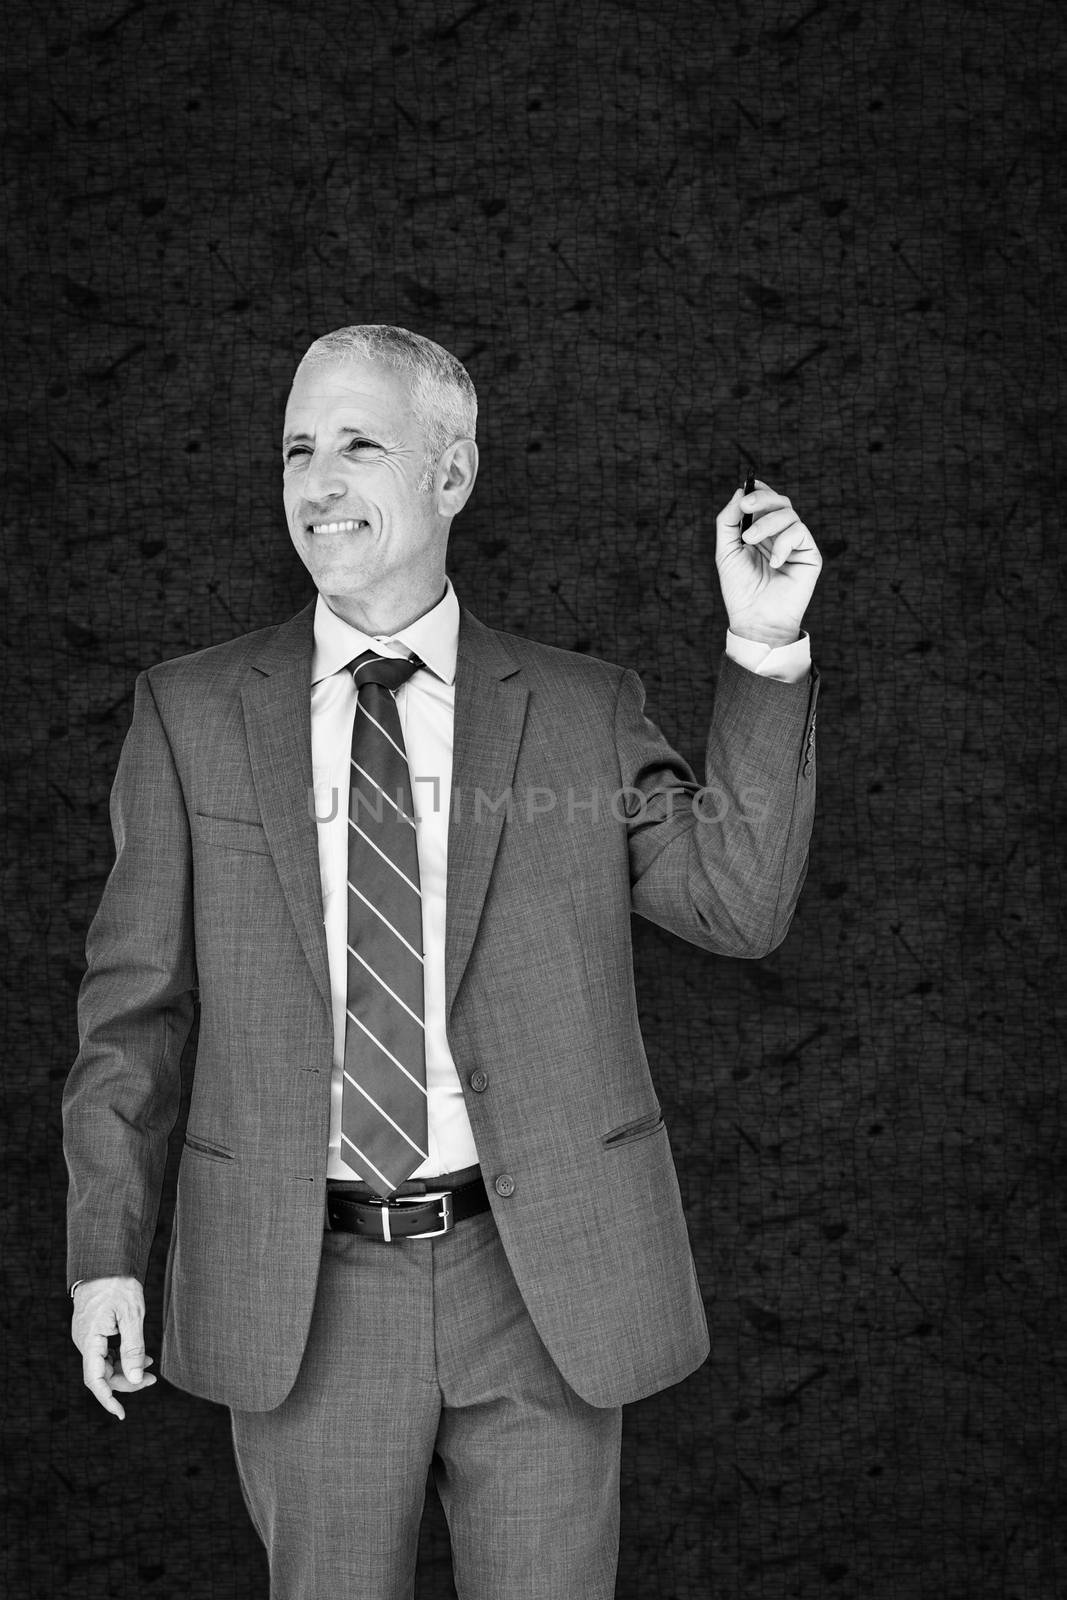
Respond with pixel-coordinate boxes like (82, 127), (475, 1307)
(3, 0), (1062, 1596)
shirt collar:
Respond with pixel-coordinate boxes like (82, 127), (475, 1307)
(311, 574), (459, 687)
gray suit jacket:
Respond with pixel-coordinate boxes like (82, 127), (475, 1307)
(63, 594), (819, 1410)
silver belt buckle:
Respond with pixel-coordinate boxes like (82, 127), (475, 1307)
(399, 1189), (454, 1239)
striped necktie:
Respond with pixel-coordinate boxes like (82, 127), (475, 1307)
(340, 649), (427, 1196)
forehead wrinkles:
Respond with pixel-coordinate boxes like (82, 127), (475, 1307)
(286, 360), (418, 436)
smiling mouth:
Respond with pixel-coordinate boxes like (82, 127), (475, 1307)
(309, 518), (371, 534)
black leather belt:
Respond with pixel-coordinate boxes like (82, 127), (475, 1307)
(326, 1166), (489, 1241)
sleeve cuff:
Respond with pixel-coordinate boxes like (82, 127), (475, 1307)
(724, 627), (811, 683)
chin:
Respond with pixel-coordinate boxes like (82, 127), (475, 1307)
(321, 565), (374, 593)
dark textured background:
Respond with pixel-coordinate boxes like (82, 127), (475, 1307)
(2, 0), (1063, 1596)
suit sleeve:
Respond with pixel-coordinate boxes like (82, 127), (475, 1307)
(613, 652), (820, 958)
(62, 670), (196, 1289)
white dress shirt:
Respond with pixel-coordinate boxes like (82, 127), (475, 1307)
(311, 575), (811, 1181)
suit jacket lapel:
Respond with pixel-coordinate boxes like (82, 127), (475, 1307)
(447, 604), (528, 1022)
(240, 600), (333, 1013)
(237, 593), (528, 1025)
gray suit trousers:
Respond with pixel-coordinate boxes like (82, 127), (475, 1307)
(230, 1208), (623, 1600)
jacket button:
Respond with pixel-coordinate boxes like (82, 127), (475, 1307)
(494, 1173), (516, 1198)
(469, 1069), (489, 1093)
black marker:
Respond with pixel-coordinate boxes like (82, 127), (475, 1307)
(740, 469), (756, 535)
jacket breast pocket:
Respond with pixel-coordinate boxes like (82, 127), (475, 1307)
(193, 813), (270, 855)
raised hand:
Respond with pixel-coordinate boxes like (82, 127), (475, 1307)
(715, 479), (822, 647)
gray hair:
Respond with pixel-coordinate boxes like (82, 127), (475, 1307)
(298, 324), (477, 490)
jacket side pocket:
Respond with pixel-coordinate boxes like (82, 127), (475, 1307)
(183, 1134), (235, 1163)
(602, 1111), (665, 1148)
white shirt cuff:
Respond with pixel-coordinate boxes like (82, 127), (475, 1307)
(725, 628), (811, 683)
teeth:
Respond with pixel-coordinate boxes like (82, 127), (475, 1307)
(311, 519), (368, 533)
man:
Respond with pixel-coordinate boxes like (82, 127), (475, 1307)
(64, 324), (822, 1599)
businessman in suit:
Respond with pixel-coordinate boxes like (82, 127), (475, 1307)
(65, 324), (822, 1598)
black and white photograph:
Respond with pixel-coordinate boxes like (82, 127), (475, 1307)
(2, 2), (1062, 1596)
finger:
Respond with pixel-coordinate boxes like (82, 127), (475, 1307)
(770, 522), (820, 567)
(771, 531), (806, 569)
(83, 1336), (125, 1420)
(740, 504), (797, 541)
(112, 1353), (157, 1387)
(117, 1304), (146, 1386)
(111, 1372), (158, 1393)
(82, 1330), (110, 1389)
(742, 481), (787, 511)
(768, 527), (805, 568)
(106, 1350), (157, 1392)
(89, 1374), (126, 1419)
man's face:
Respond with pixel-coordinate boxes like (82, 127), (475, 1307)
(282, 357), (447, 619)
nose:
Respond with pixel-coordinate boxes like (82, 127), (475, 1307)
(302, 448), (346, 507)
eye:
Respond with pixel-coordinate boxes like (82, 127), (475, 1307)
(284, 445), (310, 462)
(346, 438), (379, 452)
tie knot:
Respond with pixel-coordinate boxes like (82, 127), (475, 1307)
(350, 650), (423, 693)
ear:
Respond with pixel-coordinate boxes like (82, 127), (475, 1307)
(434, 439), (479, 518)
